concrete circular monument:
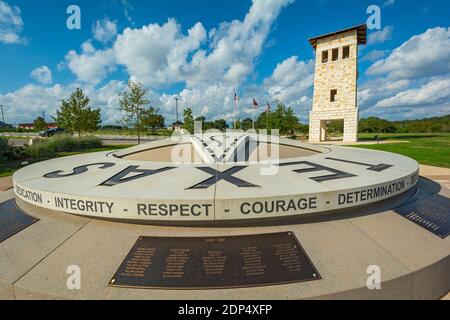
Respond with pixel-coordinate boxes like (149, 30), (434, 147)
(12, 133), (419, 225)
(1, 132), (449, 300)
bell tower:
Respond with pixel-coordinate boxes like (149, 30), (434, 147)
(308, 24), (366, 143)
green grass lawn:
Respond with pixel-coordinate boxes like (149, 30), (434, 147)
(0, 144), (132, 178)
(351, 133), (450, 168)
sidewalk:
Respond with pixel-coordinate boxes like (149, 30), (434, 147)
(0, 176), (13, 191)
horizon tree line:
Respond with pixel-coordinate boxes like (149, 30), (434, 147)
(26, 81), (449, 139)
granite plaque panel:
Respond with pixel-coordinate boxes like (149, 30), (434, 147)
(109, 232), (320, 289)
(0, 200), (39, 243)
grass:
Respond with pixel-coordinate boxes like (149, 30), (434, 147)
(351, 133), (450, 168)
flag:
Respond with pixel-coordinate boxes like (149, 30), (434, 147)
(253, 98), (259, 108)
(265, 102), (271, 113)
(234, 93), (239, 101)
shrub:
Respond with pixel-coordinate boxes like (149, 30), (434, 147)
(27, 134), (102, 159)
(0, 137), (11, 161)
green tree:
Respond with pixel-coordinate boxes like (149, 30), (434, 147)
(255, 101), (299, 135)
(55, 88), (101, 136)
(33, 116), (47, 131)
(183, 108), (194, 133)
(240, 118), (253, 131)
(141, 107), (165, 135)
(119, 81), (150, 144)
(212, 119), (228, 131)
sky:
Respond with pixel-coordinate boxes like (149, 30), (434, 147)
(0, 0), (449, 126)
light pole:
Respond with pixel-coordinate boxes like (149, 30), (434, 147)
(175, 97), (179, 125)
(0, 105), (4, 123)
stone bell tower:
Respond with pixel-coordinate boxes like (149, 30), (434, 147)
(308, 24), (366, 143)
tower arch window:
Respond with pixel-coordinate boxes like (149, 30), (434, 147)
(332, 48), (339, 61)
(322, 50), (329, 63)
(330, 89), (337, 102)
(343, 46), (350, 59)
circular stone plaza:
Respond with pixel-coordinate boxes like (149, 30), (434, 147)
(0, 132), (449, 299)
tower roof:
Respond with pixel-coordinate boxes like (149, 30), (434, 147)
(308, 24), (367, 49)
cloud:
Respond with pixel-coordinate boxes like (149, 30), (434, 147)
(30, 66), (53, 84)
(374, 77), (450, 108)
(3, 0), (298, 125)
(361, 49), (389, 62)
(264, 56), (314, 111)
(382, 0), (395, 8)
(64, 44), (116, 84)
(93, 17), (118, 43)
(114, 18), (207, 87)
(0, 81), (127, 125)
(367, 26), (394, 45)
(0, 0), (26, 44)
(0, 84), (70, 124)
(367, 27), (450, 79)
(63, 0), (293, 88)
(360, 27), (450, 119)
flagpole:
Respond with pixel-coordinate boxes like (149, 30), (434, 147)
(252, 105), (255, 131)
(234, 93), (237, 132)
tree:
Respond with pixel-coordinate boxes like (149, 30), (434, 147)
(33, 116), (47, 131)
(212, 119), (228, 131)
(183, 108), (194, 133)
(119, 81), (150, 144)
(255, 101), (300, 135)
(141, 107), (165, 135)
(240, 118), (253, 131)
(55, 88), (101, 136)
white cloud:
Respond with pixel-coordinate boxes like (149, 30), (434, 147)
(382, 0), (395, 8)
(114, 19), (207, 87)
(374, 77), (450, 108)
(93, 17), (118, 43)
(30, 66), (53, 84)
(75, 0), (294, 89)
(360, 27), (450, 119)
(65, 46), (116, 84)
(367, 26), (394, 45)
(361, 49), (389, 62)
(0, 81), (127, 125)
(0, 0), (26, 44)
(367, 27), (450, 79)
(264, 56), (314, 107)
(0, 84), (70, 124)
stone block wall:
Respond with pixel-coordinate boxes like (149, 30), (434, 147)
(309, 29), (360, 143)
(309, 108), (359, 142)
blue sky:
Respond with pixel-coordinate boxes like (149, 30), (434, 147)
(1, 0), (449, 125)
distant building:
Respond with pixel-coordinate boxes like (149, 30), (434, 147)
(0, 121), (13, 129)
(308, 24), (366, 143)
(18, 123), (58, 130)
(169, 121), (184, 132)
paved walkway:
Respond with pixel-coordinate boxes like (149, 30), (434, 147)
(420, 165), (450, 189)
(0, 176), (12, 191)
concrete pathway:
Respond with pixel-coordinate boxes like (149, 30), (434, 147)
(0, 176), (12, 191)
(420, 165), (450, 189)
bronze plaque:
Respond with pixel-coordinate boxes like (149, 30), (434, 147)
(0, 200), (39, 243)
(395, 189), (449, 239)
(109, 232), (320, 289)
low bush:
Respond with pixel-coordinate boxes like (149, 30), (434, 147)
(0, 137), (11, 161)
(27, 134), (102, 159)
